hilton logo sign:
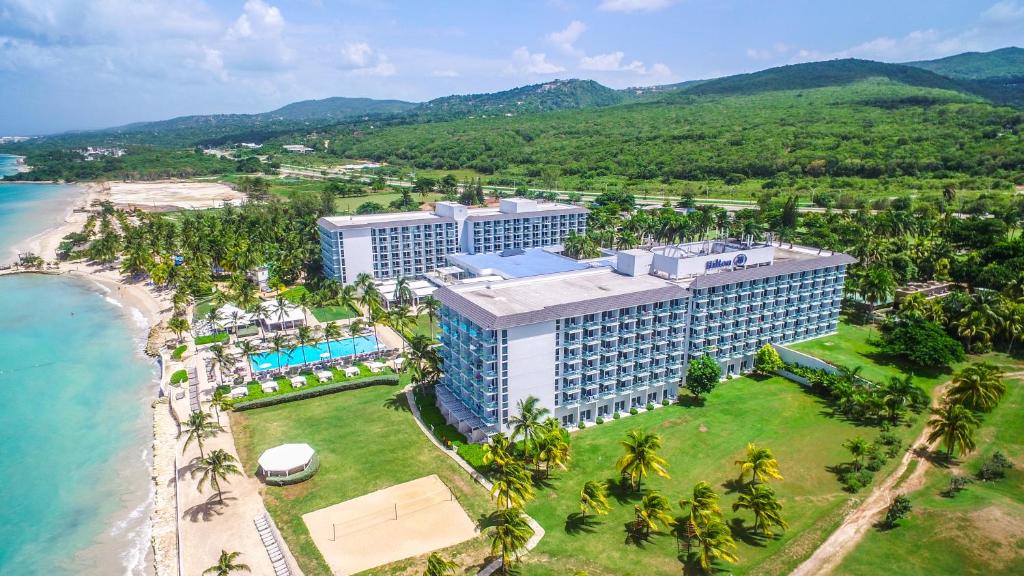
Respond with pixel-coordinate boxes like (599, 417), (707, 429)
(704, 252), (748, 271)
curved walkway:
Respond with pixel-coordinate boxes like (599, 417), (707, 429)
(788, 373), (1024, 576)
(403, 385), (545, 575)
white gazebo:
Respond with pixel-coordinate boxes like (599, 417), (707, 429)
(257, 443), (317, 481)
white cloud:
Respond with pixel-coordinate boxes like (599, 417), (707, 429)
(228, 0), (284, 40)
(981, 1), (1024, 24)
(350, 54), (396, 77)
(746, 43), (792, 61)
(508, 46), (565, 75)
(580, 51), (645, 72)
(340, 42), (373, 67)
(431, 69), (460, 77)
(547, 20), (587, 55)
(598, 0), (675, 13)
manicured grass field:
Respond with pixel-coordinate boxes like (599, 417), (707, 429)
(231, 377), (493, 576)
(280, 285), (359, 322)
(410, 313), (439, 340)
(519, 374), (915, 576)
(834, 375), (1024, 576)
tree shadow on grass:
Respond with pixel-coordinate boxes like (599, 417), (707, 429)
(382, 391), (410, 412)
(564, 512), (601, 535)
(531, 472), (556, 490)
(182, 492), (237, 522)
(623, 524), (668, 548)
(675, 395), (706, 409)
(728, 517), (772, 547)
(477, 510), (501, 530)
(607, 476), (644, 505)
(720, 477), (747, 495)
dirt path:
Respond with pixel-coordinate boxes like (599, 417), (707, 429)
(790, 370), (1024, 576)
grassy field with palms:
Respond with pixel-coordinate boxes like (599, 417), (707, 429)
(833, 373), (1024, 576)
(231, 378), (493, 576)
(517, 373), (918, 576)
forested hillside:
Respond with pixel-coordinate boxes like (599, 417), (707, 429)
(322, 80), (1023, 183)
(905, 47), (1024, 80)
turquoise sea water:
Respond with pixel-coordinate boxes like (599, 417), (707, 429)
(0, 156), (156, 575)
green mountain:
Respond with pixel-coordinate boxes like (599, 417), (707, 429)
(905, 47), (1024, 80)
(260, 97), (416, 121)
(414, 79), (627, 118)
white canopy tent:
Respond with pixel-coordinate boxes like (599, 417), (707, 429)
(258, 443), (316, 478)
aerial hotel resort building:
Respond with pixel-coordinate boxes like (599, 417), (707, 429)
(433, 239), (856, 441)
(317, 198), (588, 283)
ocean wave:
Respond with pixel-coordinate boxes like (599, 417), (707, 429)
(104, 295), (124, 308)
(110, 482), (154, 576)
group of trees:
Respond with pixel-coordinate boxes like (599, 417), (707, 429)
(927, 362), (1006, 459)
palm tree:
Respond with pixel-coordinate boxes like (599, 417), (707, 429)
(269, 332), (290, 371)
(423, 552), (459, 576)
(858, 263), (897, 310)
(393, 276), (415, 307)
(420, 295), (441, 339)
(507, 396), (550, 465)
(947, 363), (1006, 412)
(237, 340), (257, 382)
(735, 443), (783, 485)
(336, 284), (358, 316)
(190, 449), (242, 504)
(483, 432), (516, 467)
(271, 295), (292, 332)
(490, 459), (534, 510)
(388, 305), (416, 349)
(676, 481), (722, 555)
(168, 316), (190, 344)
(208, 344), (237, 385)
(360, 285), (383, 321)
(616, 430), (670, 492)
(203, 550), (250, 576)
(181, 411), (224, 458)
(210, 388), (232, 424)
(881, 375), (927, 423)
(295, 325), (314, 367)
(347, 318), (366, 357)
(322, 321), (342, 359)
(535, 426), (570, 479)
(843, 436), (871, 471)
(579, 480), (610, 519)
(691, 518), (739, 573)
(248, 303), (269, 340)
(732, 484), (788, 536)
(632, 491), (674, 539)
(927, 403), (981, 458)
(488, 507), (534, 575)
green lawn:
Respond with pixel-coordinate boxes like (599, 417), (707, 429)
(519, 374), (918, 576)
(835, 375), (1024, 575)
(231, 377), (494, 576)
(410, 313), (439, 340)
(280, 285), (359, 322)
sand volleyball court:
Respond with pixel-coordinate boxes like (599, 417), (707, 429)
(302, 474), (477, 575)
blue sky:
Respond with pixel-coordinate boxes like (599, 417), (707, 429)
(0, 0), (1021, 134)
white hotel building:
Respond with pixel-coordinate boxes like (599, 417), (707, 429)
(317, 198), (588, 283)
(433, 240), (855, 441)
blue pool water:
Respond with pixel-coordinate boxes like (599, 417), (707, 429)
(250, 335), (379, 372)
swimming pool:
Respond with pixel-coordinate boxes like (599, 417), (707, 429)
(250, 335), (379, 372)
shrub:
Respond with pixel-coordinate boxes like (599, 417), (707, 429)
(171, 345), (187, 360)
(977, 451), (1013, 481)
(840, 469), (875, 493)
(942, 475), (972, 497)
(577, 422), (586, 429)
(883, 495), (912, 528)
(613, 412), (621, 420)
(646, 402), (655, 411)
(879, 317), (965, 368)
(232, 375), (399, 411)
(170, 369), (188, 385)
(754, 344), (784, 374)
(595, 416), (605, 425)
(686, 354), (721, 398)
(877, 431), (900, 446)
(629, 407), (639, 415)
(195, 332), (229, 345)
(661, 398), (670, 406)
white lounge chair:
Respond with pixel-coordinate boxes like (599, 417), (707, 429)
(389, 357), (405, 371)
(367, 361), (386, 374)
(230, 386), (249, 399)
(290, 375), (307, 388)
(260, 380), (278, 393)
(315, 370), (333, 382)
(343, 366), (360, 378)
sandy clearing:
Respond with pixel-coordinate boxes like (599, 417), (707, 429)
(303, 474), (478, 576)
(105, 181), (244, 211)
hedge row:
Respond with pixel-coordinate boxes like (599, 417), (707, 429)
(232, 375), (400, 411)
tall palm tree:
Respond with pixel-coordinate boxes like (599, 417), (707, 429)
(676, 481), (722, 555)
(732, 484), (788, 536)
(203, 550), (250, 576)
(190, 449), (242, 504)
(248, 303), (269, 340)
(927, 402), (981, 458)
(336, 284), (358, 316)
(843, 437), (871, 471)
(168, 316), (190, 344)
(947, 363), (1006, 412)
(420, 295), (441, 339)
(691, 519), (739, 573)
(181, 411), (224, 458)
(579, 480), (610, 519)
(489, 507), (534, 576)
(735, 443), (783, 485)
(507, 396), (550, 465)
(210, 388), (232, 424)
(237, 340), (257, 382)
(881, 375), (927, 423)
(270, 333), (290, 372)
(616, 430), (670, 492)
(322, 321), (342, 359)
(535, 426), (570, 479)
(208, 344), (237, 385)
(271, 295), (292, 332)
(632, 491), (674, 539)
(347, 318), (366, 357)
(295, 325), (314, 367)
(388, 305), (416, 350)
(393, 276), (415, 307)
(423, 552), (459, 576)
(490, 459), (534, 510)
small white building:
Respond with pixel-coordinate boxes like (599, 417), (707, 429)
(282, 144), (314, 154)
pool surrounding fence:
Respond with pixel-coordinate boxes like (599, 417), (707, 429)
(250, 336), (379, 372)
